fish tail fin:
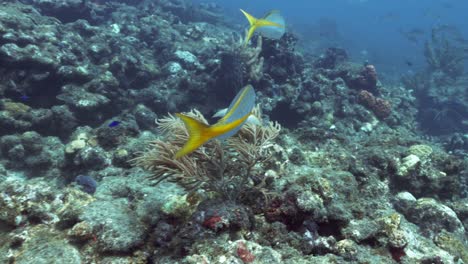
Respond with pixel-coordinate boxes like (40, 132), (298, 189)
(245, 27), (257, 46)
(240, 9), (257, 26)
(175, 113), (211, 159)
(240, 9), (258, 45)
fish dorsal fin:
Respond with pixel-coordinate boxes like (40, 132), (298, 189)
(262, 10), (281, 20)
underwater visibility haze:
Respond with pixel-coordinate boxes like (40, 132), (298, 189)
(0, 0), (467, 263)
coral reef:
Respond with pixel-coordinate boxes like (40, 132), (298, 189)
(0, 0), (466, 263)
(424, 27), (465, 80)
(402, 25), (468, 141)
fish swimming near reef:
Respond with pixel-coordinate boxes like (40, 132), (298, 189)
(75, 175), (97, 194)
(175, 85), (256, 158)
(240, 9), (286, 45)
(108, 120), (121, 127)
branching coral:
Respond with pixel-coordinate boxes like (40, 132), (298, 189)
(132, 107), (281, 201)
(424, 27), (466, 80)
(235, 36), (264, 83)
(215, 36), (264, 99)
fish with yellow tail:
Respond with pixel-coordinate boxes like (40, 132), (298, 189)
(175, 85), (257, 159)
(240, 9), (286, 45)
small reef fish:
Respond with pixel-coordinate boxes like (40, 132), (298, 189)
(175, 85), (256, 158)
(240, 9), (286, 45)
(108, 120), (121, 127)
(75, 175), (97, 194)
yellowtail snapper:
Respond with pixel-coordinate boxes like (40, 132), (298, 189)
(175, 85), (256, 158)
(240, 9), (286, 45)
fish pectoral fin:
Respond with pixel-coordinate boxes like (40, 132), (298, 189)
(213, 108), (228, 118)
(246, 115), (262, 126)
(175, 113), (211, 159)
(262, 10), (281, 19)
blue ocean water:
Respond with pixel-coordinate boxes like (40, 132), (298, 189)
(200, 0), (468, 78)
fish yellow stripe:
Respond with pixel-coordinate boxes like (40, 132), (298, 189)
(174, 85), (256, 158)
(212, 112), (251, 133)
(240, 9), (285, 44)
(174, 112), (251, 158)
(256, 19), (283, 29)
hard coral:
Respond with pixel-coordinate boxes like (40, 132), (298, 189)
(237, 36), (264, 83)
(202, 215), (225, 232)
(3, 101), (30, 117)
(237, 241), (255, 263)
(264, 194), (303, 229)
(65, 133), (88, 154)
(314, 47), (348, 69)
(359, 64), (378, 90)
(343, 63), (380, 94)
(358, 90), (392, 119)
